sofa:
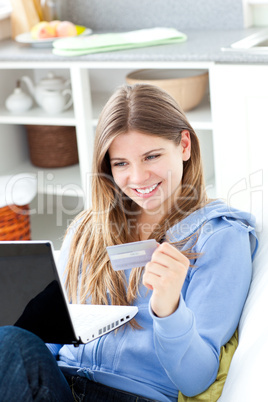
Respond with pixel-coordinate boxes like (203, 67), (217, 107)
(219, 203), (268, 401)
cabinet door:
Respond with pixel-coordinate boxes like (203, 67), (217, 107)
(210, 64), (267, 222)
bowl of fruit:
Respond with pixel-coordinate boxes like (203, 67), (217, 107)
(15, 20), (92, 47)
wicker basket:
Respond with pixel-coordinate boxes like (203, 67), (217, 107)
(26, 125), (79, 168)
(126, 69), (209, 111)
(0, 204), (31, 241)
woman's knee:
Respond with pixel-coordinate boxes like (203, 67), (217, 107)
(0, 326), (42, 349)
(0, 326), (59, 382)
(0, 327), (73, 401)
(0, 325), (50, 367)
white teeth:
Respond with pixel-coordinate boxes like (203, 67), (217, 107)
(135, 183), (158, 194)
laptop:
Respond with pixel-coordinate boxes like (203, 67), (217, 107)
(0, 241), (138, 345)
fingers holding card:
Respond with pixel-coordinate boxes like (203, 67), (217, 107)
(107, 240), (189, 318)
(143, 242), (189, 318)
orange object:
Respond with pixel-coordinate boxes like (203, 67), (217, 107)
(0, 204), (31, 241)
(56, 21), (77, 37)
(32, 21), (57, 39)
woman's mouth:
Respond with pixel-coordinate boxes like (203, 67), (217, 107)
(132, 182), (161, 198)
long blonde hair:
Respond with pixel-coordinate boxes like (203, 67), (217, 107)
(65, 84), (208, 321)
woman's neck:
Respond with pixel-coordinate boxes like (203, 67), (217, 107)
(136, 210), (164, 241)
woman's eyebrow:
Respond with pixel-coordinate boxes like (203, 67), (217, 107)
(141, 148), (165, 157)
(110, 156), (126, 162)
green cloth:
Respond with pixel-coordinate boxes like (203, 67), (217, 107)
(52, 27), (187, 57)
(178, 330), (238, 402)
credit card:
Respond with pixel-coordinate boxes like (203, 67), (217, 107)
(106, 239), (158, 271)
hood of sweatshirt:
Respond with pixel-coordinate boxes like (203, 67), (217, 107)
(165, 199), (258, 259)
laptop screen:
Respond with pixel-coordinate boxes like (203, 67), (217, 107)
(0, 242), (77, 344)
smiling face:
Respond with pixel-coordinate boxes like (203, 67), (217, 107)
(109, 130), (191, 220)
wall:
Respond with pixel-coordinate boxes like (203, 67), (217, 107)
(58, 0), (245, 31)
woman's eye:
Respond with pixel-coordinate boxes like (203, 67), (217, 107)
(113, 161), (127, 167)
(146, 154), (160, 161)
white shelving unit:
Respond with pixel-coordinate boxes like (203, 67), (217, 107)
(0, 107), (76, 126)
(0, 61), (215, 248)
(9, 162), (83, 197)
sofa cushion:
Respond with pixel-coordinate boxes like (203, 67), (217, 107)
(178, 330), (238, 402)
(219, 208), (268, 401)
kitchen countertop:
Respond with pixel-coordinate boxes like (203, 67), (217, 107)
(1, 28), (268, 64)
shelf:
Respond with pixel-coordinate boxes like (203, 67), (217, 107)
(0, 106), (76, 126)
(9, 161), (84, 198)
(91, 92), (212, 131)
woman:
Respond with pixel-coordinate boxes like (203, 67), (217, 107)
(0, 84), (257, 402)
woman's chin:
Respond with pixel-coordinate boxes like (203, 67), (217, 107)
(136, 199), (166, 216)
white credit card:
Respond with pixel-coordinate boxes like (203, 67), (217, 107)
(106, 239), (158, 271)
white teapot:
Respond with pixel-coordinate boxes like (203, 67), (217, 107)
(39, 88), (73, 114)
(20, 72), (71, 107)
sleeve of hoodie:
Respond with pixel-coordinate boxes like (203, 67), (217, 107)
(149, 217), (256, 397)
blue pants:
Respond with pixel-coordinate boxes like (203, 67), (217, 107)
(0, 326), (156, 402)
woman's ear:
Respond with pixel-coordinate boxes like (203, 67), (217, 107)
(180, 130), (191, 161)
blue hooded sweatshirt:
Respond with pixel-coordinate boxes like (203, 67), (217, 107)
(47, 200), (257, 401)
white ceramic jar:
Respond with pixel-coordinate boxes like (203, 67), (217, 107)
(5, 87), (33, 113)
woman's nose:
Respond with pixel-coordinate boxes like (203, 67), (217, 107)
(130, 164), (149, 184)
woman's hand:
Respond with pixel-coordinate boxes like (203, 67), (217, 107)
(143, 242), (189, 318)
